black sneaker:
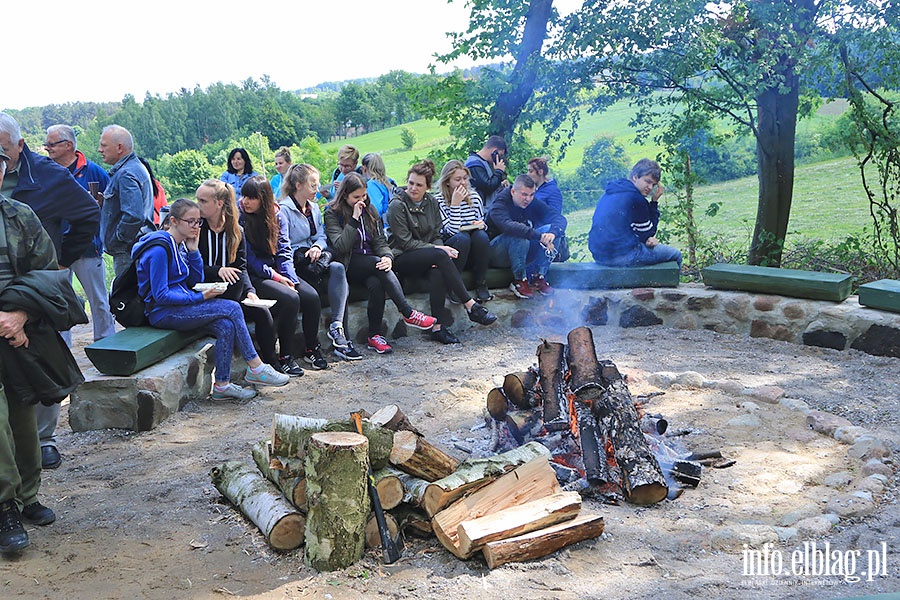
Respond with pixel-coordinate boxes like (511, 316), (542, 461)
(304, 345), (329, 370)
(430, 327), (460, 344)
(467, 302), (497, 325)
(277, 356), (305, 377)
(334, 341), (363, 361)
(474, 283), (493, 303)
(0, 500), (28, 554)
(21, 501), (56, 526)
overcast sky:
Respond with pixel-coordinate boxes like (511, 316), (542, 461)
(7, 0), (580, 111)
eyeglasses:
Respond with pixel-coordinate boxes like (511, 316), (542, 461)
(44, 140), (70, 149)
(177, 217), (205, 228)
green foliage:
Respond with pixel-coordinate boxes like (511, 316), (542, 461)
(156, 149), (218, 197)
(400, 127), (417, 150)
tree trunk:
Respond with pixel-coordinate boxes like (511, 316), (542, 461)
(303, 432), (370, 571)
(210, 461), (305, 551)
(423, 441), (552, 517)
(389, 430), (459, 482)
(271, 413), (393, 470)
(251, 440), (307, 511)
(482, 513), (606, 569)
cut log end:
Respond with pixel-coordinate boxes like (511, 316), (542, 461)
(269, 513), (307, 551)
(625, 483), (669, 506)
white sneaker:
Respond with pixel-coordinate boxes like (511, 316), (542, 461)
(244, 363), (290, 387)
(211, 383), (258, 400)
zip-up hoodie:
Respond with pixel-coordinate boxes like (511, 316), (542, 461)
(588, 178), (659, 263)
(133, 230), (204, 320)
(385, 187), (443, 256)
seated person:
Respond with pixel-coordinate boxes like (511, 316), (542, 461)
(527, 157), (563, 215)
(588, 159), (683, 269)
(486, 174), (567, 299)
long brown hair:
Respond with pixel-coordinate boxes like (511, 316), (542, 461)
(327, 172), (379, 228)
(199, 179), (241, 264)
(437, 160), (473, 207)
(240, 175), (279, 257)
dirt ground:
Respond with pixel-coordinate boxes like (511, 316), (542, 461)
(2, 300), (899, 600)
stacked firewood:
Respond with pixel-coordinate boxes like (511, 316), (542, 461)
(210, 404), (605, 570)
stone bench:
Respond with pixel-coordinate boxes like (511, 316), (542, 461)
(858, 279), (900, 314)
(546, 261), (681, 289)
(85, 326), (206, 376)
(701, 263), (853, 302)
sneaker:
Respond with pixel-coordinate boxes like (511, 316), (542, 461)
(0, 501), (28, 554)
(327, 322), (350, 350)
(467, 302), (497, 325)
(21, 501), (55, 526)
(244, 364), (290, 387)
(367, 335), (393, 354)
(278, 356), (305, 377)
(211, 383), (259, 400)
(510, 279), (534, 299)
(530, 274), (554, 296)
(334, 341), (363, 361)
(430, 327), (460, 344)
(403, 310), (437, 330)
(303, 345), (329, 370)
(474, 283), (494, 303)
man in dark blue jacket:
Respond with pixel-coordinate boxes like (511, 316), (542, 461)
(588, 159), (683, 269)
(487, 174), (567, 299)
(0, 113), (100, 471)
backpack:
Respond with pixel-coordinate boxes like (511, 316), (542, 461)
(109, 239), (173, 327)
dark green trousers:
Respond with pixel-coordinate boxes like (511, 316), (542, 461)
(0, 383), (41, 506)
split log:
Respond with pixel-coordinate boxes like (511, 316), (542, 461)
(456, 491), (582, 557)
(482, 513), (606, 569)
(364, 511), (400, 549)
(390, 505), (433, 538)
(210, 461), (305, 551)
(486, 387), (510, 421)
(372, 468), (404, 510)
(251, 440), (307, 511)
(389, 430), (459, 482)
(596, 361), (668, 505)
(270, 413), (393, 469)
(423, 441), (552, 517)
(502, 370), (538, 409)
(537, 340), (569, 431)
(432, 456), (561, 559)
(304, 432), (369, 571)
(369, 404), (422, 436)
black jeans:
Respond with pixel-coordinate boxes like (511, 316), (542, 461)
(445, 229), (490, 284)
(253, 277), (321, 355)
(345, 254), (413, 336)
(393, 247), (470, 325)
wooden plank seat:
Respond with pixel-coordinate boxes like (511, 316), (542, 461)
(858, 279), (900, 313)
(85, 327), (206, 376)
(546, 261), (681, 290)
(701, 263), (853, 302)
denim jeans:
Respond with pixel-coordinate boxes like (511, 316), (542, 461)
(597, 243), (683, 270)
(489, 227), (552, 281)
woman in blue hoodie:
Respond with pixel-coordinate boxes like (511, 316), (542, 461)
(134, 198), (290, 400)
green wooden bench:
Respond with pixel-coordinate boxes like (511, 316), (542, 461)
(858, 279), (900, 313)
(701, 263), (853, 302)
(85, 327), (206, 376)
(546, 261), (681, 289)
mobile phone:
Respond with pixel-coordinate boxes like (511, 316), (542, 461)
(491, 150), (500, 163)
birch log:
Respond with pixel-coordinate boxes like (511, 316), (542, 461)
(389, 430), (459, 481)
(251, 440), (307, 511)
(364, 511), (400, 549)
(270, 413), (393, 469)
(369, 404), (423, 436)
(372, 468), (404, 510)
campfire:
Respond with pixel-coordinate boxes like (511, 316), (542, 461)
(486, 326), (713, 505)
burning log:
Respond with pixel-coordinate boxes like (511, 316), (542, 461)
(304, 432), (369, 571)
(423, 442), (552, 517)
(502, 370), (538, 409)
(658, 459), (702, 488)
(481, 513), (606, 569)
(537, 340), (569, 432)
(486, 387), (510, 421)
(251, 440), (307, 511)
(210, 461), (306, 551)
(270, 414), (393, 470)
(369, 404), (423, 437)
(389, 430), (459, 482)
(432, 456), (561, 559)
(456, 491), (582, 557)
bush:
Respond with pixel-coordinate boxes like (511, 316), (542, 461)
(400, 127), (417, 150)
(156, 149), (219, 197)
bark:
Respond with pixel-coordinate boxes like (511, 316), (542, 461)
(432, 456), (561, 559)
(389, 430), (459, 482)
(270, 413), (393, 470)
(372, 468), (404, 511)
(390, 504), (434, 538)
(394, 469), (430, 508)
(251, 440), (307, 511)
(364, 511), (400, 549)
(369, 404), (423, 437)
(210, 461), (305, 551)
(303, 432), (370, 571)
(482, 513), (606, 569)
(423, 441), (552, 517)
(456, 491), (582, 557)
(537, 340), (568, 432)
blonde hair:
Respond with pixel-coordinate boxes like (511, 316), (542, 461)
(438, 160), (473, 207)
(362, 153), (391, 189)
(338, 145), (359, 164)
(275, 146), (292, 163)
(199, 179), (241, 264)
(283, 163), (319, 199)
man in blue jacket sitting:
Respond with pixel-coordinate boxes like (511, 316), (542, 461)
(588, 159), (683, 269)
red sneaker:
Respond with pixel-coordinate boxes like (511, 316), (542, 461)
(403, 310), (437, 330)
(530, 275), (554, 296)
(366, 335), (393, 354)
(509, 279), (534, 299)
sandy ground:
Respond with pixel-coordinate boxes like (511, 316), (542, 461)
(2, 297), (899, 600)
